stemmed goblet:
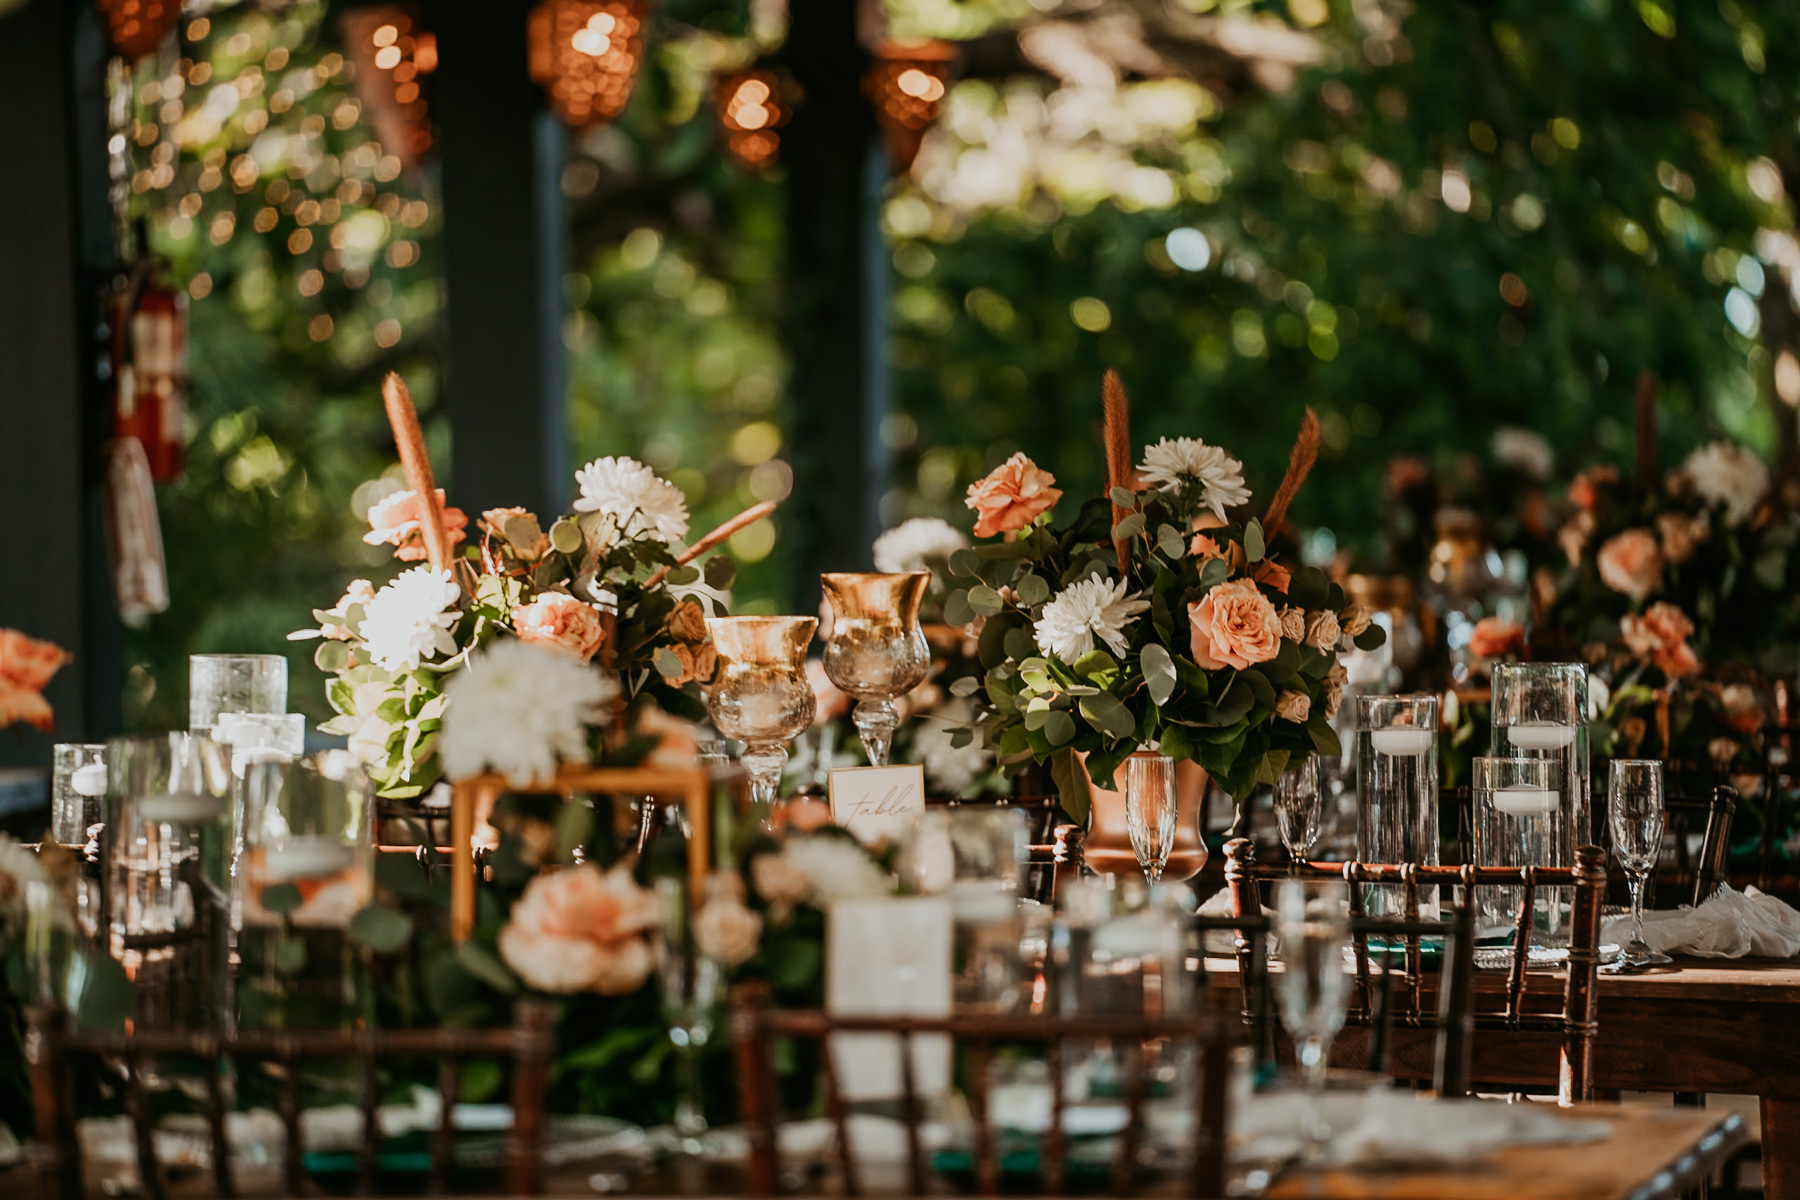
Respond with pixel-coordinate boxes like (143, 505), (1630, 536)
(820, 572), (931, 767)
(705, 616), (818, 821)
(1273, 879), (1351, 1160)
(1609, 759), (1672, 968)
(1274, 758), (1324, 868)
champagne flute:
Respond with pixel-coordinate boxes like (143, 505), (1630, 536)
(1274, 758), (1324, 867)
(1274, 879), (1351, 1160)
(1123, 754), (1178, 883)
(1608, 759), (1671, 968)
(654, 877), (725, 1156)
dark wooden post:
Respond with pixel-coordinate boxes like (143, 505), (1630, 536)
(0, 1), (123, 764)
(430, 0), (568, 521)
(781, 0), (888, 610)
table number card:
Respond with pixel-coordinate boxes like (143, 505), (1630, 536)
(827, 763), (926, 846)
(825, 895), (953, 1102)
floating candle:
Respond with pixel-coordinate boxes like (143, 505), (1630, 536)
(1506, 721), (1576, 751)
(70, 763), (108, 797)
(264, 838), (356, 882)
(138, 792), (222, 823)
(1369, 727), (1433, 756)
(1491, 785), (1558, 816)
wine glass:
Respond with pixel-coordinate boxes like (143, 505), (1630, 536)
(1274, 758), (1323, 866)
(1123, 754), (1178, 883)
(1608, 759), (1671, 968)
(654, 877), (725, 1156)
(819, 572), (931, 766)
(705, 616), (818, 821)
(1273, 879), (1351, 1159)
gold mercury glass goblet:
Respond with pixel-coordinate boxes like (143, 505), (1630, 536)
(705, 616), (819, 819)
(820, 572), (931, 767)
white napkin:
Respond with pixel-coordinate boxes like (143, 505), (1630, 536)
(1602, 884), (1800, 959)
(1233, 1089), (1611, 1168)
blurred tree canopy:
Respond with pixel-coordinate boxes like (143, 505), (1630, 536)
(120, 0), (1800, 730)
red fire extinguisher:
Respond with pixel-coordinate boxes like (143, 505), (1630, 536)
(110, 260), (188, 483)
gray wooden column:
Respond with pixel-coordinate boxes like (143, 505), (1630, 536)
(430, 0), (568, 521)
(0, 0), (122, 765)
(782, 0), (889, 610)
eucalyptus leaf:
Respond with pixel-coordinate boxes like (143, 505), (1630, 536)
(1244, 518), (1265, 562)
(262, 883), (304, 916)
(1017, 572), (1051, 606)
(1042, 710), (1077, 746)
(1141, 643), (1177, 706)
(314, 639), (350, 673)
(1078, 692), (1136, 738)
(1109, 486), (1137, 508)
(1072, 649), (1117, 678)
(1198, 557), (1229, 593)
(950, 676), (982, 697)
(1049, 749), (1092, 824)
(653, 647), (685, 681)
(944, 590), (976, 626)
(949, 548), (982, 578)
(967, 585), (1005, 616)
(1113, 512), (1146, 540)
(348, 903), (415, 954)
(949, 728), (973, 749)
(1003, 627), (1038, 662)
(550, 518), (585, 555)
(456, 942), (519, 995)
(1156, 524), (1187, 559)
(273, 937), (308, 975)
(704, 555), (737, 589)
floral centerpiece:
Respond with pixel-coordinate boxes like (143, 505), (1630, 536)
(948, 373), (1385, 813)
(294, 375), (759, 799)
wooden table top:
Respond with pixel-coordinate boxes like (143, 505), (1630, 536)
(1203, 951), (1800, 1001)
(1266, 1105), (1748, 1200)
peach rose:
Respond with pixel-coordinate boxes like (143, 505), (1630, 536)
(1278, 607), (1306, 642)
(1253, 560), (1291, 593)
(1467, 616), (1525, 660)
(1655, 511), (1708, 566)
(668, 642), (718, 685)
(480, 507), (550, 560)
(751, 851), (812, 907)
(965, 453), (1062, 538)
(774, 796), (834, 833)
(512, 592), (607, 663)
(1618, 602), (1699, 678)
(1322, 661), (1348, 720)
(323, 579), (375, 641)
(1339, 603), (1373, 638)
(363, 489), (470, 561)
(0, 628), (72, 691)
(806, 658), (851, 724)
(1275, 690), (1311, 723)
(1303, 609), (1341, 653)
(1187, 580), (1282, 671)
(667, 599), (709, 644)
(1596, 529), (1663, 603)
(693, 897), (762, 966)
(1720, 684), (1764, 735)
(497, 864), (662, 995)
(1189, 533), (1225, 561)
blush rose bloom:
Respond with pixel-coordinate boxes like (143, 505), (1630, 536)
(1274, 690), (1311, 723)
(693, 898), (763, 966)
(363, 489), (470, 561)
(1187, 580), (1282, 671)
(1618, 602), (1700, 679)
(751, 851), (812, 908)
(965, 453), (1062, 538)
(512, 592), (607, 663)
(1253, 560), (1291, 593)
(1596, 529), (1663, 603)
(1468, 616), (1525, 660)
(498, 864), (662, 995)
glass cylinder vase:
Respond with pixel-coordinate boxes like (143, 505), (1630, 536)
(1490, 662), (1591, 851)
(1355, 694), (1439, 916)
(189, 653), (288, 735)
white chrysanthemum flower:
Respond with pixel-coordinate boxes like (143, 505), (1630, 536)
(440, 640), (618, 787)
(1682, 441), (1769, 525)
(1491, 427), (1554, 480)
(1137, 437), (1252, 523)
(571, 456), (690, 543)
(359, 567), (463, 672)
(1034, 575), (1150, 664)
(912, 699), (992, 797)
(872, 517), (968, 574)
(782, 835), (892, 904)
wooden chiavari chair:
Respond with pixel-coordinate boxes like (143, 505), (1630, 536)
(730, 986), (1238, 1198)
(25, 1001), (555, 1200)
(1223, 838), (1609, 1104)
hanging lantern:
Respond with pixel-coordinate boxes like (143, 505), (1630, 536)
(340, 7), (438, 168)
(715, 69), (788, 172)
(863, 40), (956, 173)
(96, 0), (182, 63)
(527, 0), (651, 128)
(109, 263), (187, 484)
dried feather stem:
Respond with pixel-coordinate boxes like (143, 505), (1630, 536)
(645, 500), (778, 587)
(1102, 369), (1133, 566)
(381, 372), (450, 570)
(1260, 407), (1321, 537)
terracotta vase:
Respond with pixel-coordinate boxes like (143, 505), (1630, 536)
(1081, 750), (1209, 881)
